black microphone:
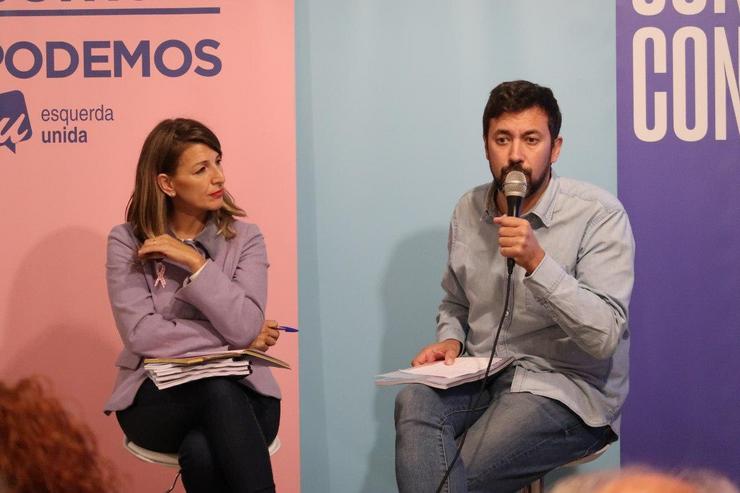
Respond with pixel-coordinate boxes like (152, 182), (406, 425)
(502, 170), (528, 274)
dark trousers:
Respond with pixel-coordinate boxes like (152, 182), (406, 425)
(117, 377), (280, 493)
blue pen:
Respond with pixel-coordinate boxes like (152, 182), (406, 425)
(277, 325), (299, 333)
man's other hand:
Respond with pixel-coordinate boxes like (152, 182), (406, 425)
(411, 339), (462, 367)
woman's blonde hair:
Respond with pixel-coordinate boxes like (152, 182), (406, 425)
(125, 118), (245, 241)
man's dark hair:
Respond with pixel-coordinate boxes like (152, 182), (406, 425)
(482, 80), (562, 140)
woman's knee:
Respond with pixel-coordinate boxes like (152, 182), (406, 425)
(198, 377), (242, 398)
(194, 378), (247, 402)
(179, 429), (213, 470)
(179, 430), (228, 492)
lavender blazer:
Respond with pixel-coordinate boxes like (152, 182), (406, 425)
(103, 220), (280, 414)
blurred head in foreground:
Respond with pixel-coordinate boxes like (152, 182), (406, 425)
(551, 466), (738, 493)
(0, 376), (118, 493)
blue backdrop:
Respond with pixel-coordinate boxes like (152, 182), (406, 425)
(297, 2), (619, 491)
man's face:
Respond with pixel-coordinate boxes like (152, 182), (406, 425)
(484, 106), (562, 201)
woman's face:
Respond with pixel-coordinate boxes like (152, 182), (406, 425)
(160, 143), (225, 216)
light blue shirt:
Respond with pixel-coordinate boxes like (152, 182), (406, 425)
(437, 172), (635, 433)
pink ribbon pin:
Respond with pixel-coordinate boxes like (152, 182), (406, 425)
(154, 261), (167, 288)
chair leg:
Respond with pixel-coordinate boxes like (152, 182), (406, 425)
(520, 477), (544, 493)
(533, 477), (544, 493)
(164, 470), (181, 493)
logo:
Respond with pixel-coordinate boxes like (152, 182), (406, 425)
(0, 90), (32, 153)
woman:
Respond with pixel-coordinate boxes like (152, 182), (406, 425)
(104, 118), (281, 493)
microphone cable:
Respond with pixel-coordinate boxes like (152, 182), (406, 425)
(434, 267), (515, 493)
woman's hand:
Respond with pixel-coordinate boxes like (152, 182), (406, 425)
(138, 235), (206, 273)
(248, 320), (280, 352)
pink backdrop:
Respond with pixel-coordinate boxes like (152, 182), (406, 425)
(0, 1), (300, 491)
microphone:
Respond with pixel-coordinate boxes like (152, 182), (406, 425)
(502, 170), (528, 274)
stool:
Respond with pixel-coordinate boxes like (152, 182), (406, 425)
(124, 436), (281, 492)
(520, 444), (610, 493)
(124, 435), (281, 467)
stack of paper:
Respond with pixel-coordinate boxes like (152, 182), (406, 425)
(145, 358), (252, 390)
(375, 356), (514, 389)
(144, 348), (291, 369)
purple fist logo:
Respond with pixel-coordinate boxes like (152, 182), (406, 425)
(0, 91), (33, 153)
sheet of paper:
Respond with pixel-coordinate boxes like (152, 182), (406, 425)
(398, 357), (493, 378)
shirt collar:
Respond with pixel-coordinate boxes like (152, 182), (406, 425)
(168, 219), (222, 259)
(482, 171), (560, 228)
(191, 220), (221, 259)
(528, 171), (559, 228)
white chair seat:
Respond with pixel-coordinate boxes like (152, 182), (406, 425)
(562, 443), (609, 467)
(124, 435), (281, 468)
(520, 443), (610, 493)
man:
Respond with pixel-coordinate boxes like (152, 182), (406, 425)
(395, 80), (635, 493)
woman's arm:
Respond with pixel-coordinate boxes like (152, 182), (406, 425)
(173, 223), (268, 349)
(106, 225), (227, 357)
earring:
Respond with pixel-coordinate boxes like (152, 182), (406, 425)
(168, 192), (176, 197)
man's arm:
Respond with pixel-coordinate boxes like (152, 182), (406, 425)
(497, 207), (635, 360)
(411, 218), (469, 366)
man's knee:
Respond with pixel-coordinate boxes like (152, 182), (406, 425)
(395, 384), (436, 424)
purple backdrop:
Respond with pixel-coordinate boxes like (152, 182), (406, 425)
(617, 0), (740, 482)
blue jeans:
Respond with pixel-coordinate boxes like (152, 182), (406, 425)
(394, 367), (615, 493)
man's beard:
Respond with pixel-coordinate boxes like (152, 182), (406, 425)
(494, 161), (551, 198)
